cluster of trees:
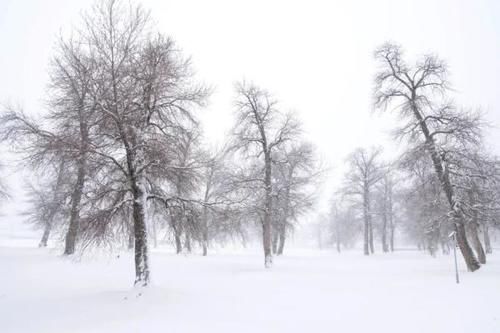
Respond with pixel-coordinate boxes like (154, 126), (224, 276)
(324, 43), (499, 272)
(0, 0), (319, 286)
(0, 1), (498, 287)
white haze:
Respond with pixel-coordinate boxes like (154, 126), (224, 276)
(0, 0), (499, 221)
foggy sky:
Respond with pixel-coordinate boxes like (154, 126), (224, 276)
(1, 0), (499, 218)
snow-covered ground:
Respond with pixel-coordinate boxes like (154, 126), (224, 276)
(1, 220), (499, 333)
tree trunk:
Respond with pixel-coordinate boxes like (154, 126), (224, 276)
(184, 232), (192, 253)
(277, 224), (286, 255)
(363, 185), (370, 256)
(388, 186), (395, 252)
(201, 205), (209, 256)
(272, 231), (279, 254)
(368, 219), (375, 254)
(381, 207), (389, 253)
(484, 225), (492, 254)
(468, 221), (486, 264)
(262, 153), (273, 268)
(39, 223), (52, 248)
(412, 103), (480, 271)
(64, 158), (86, 255)
(389, 224), (395, 252)
(132, 178), (150, 287)
(152, 219), (158, 248)
(174, 232), (182, 254)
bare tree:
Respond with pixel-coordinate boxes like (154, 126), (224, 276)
(374, 42), (483, 271)
(232, 82), (300, 267)
(342, 147), (384, 255)
(272, 141), (318, 255)
(66, 0), (209, 286)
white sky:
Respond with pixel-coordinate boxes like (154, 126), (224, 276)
(1, 0), (499, 219)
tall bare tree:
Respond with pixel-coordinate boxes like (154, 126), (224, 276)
(232, 82), (300, 267)
(91, 0), (207, 285)
(374, 42), (483, 271)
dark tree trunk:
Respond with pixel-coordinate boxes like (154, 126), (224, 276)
(484, 226), (492, 254)
(262, 153), (273, 268)
(272, 231), (279, 254)
(132, 179), (150, 287)
(64, 157), (86, 255)
(468, 222), (486, 264)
